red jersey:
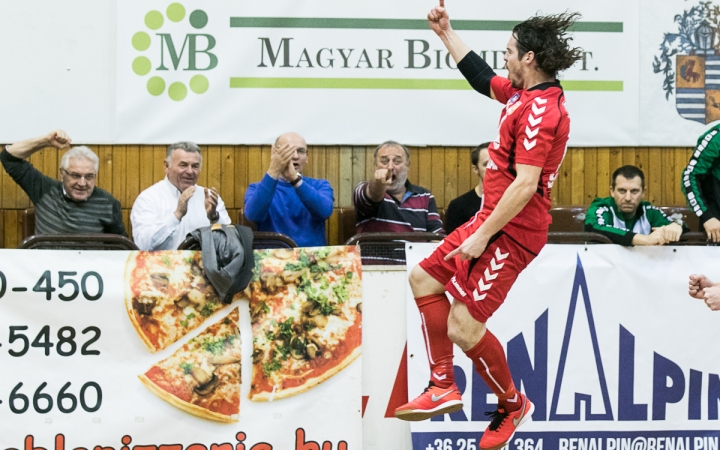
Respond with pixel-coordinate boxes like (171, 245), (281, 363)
(478, 76), (569, 247)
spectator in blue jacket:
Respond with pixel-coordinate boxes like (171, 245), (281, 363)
(244, 132), (334, 247)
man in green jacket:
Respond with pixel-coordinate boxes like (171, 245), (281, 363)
(681, 124), (720, 242)
(585, 165), (683, 246)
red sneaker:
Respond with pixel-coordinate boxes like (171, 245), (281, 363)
(394, 382), (463, 421)
(479, 393), (534, 450)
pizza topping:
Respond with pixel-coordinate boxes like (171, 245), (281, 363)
(136, 295), (158, 316)
(260, 272), (285, 294)
(273, 248), (294, 259)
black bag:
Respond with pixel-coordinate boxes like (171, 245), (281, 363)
(189, 223), (255, 304)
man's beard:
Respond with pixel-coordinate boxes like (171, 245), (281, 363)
(387, 173), (408, 195)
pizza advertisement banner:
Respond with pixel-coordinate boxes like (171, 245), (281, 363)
(405, 244), (720, 450)
(0, 247), (362, 450)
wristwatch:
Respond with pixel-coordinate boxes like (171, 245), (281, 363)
(289, 174), (303, 186)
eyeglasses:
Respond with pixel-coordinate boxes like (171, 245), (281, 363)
(62, 169), (96, 181)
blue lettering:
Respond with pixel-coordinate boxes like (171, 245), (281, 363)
(689, 369), (702, 420)
(618, 326), (648, 420)
(708, 373), (720, 420)
(652, 352), (685, 420)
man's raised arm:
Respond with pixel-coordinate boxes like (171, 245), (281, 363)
(429, 0), (497, 100)
(7, 130), (71, 159)
(428, 0), (471, 64)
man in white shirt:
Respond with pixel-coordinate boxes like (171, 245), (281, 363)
(131, 142), (231, 250)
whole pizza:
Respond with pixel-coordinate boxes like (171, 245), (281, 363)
(247, 246), (363, 401)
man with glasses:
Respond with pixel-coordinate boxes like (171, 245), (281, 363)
(244, 132), (334, 246)
(131, 141), (231, 250)
(0, 130), (126, 235)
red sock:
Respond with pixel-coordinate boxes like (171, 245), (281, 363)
(464, 330), (521, 412)
(415, 294), (454, 388)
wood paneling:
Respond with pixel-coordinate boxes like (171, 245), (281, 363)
(0, 145), (695, 247)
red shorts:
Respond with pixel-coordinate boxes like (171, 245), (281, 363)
(419, 215), (543, 323)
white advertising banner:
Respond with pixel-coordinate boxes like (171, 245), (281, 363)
(406, 244), (720, 450)
(0, 249), (362, 450)
(115, 0), (636, 146)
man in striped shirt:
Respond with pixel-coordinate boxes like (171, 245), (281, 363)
(0, 130), (126, 236)
(353, 140), (443, 234)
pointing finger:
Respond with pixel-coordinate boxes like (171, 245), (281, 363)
(439, 0), (444, 8)
(444, 248), (459, 261)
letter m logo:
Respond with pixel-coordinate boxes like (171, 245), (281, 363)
(156, 34), (218, 71)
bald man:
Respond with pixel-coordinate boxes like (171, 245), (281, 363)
(244, 132), (334, 246)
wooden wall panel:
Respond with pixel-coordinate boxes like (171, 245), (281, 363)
(0, 145), (698, 247)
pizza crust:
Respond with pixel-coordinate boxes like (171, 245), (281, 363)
(138, 374), (238, 423)
(250, 331), (362, 402)
(124, 251), (158, 353)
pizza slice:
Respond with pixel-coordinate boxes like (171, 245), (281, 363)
(139, 307), (242, 423)
(125, 250), (230, 352)
(248, 246), (362, 401)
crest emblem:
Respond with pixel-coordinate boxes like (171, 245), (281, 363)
(654, 2), (720, 124)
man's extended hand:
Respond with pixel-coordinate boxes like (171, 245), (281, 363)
(204, 187), (219, 221)
(174, 186), (196, 220)
(46, 130), (71, 149)
(428, 0), (451, 35)
(268, 143), (295, 179)
(704, 217), (720, 242)
(653, 222), (683, 243)
(444, 230), (490, 261)
(373, 168), (393, 186)
(689, 273), (714, 300)
(703, 284), (720, 311)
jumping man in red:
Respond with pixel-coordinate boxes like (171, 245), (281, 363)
(394, 3), (583, 449)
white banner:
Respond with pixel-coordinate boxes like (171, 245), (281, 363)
(115, 0), (637, 146)
(2, 0), (720, 145)
(0, 249), (361, 450)
(406, 244), (720, 450)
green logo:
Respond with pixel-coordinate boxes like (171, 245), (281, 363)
(132, 3), (216, 101)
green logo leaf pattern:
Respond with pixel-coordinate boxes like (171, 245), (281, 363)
(132, 3), (210, 101)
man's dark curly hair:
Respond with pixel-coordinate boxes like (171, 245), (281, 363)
(512, 12), (584, 77)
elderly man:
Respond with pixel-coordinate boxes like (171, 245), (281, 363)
(244, 132), (334, 247)
(353, 140), (443, 234)
(585, 165), (684, 246)
(0, 130), (125, 235)
(131, 141), (231, 250)
(445, 142), (491, 234)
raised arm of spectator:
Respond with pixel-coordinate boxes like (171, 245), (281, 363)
(7, 130), (71, 159)
(1, 131), (71, 204)
(681, 131), (720, 241)
(354, 181), (382, 220)
(244, 142), (295, 222)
